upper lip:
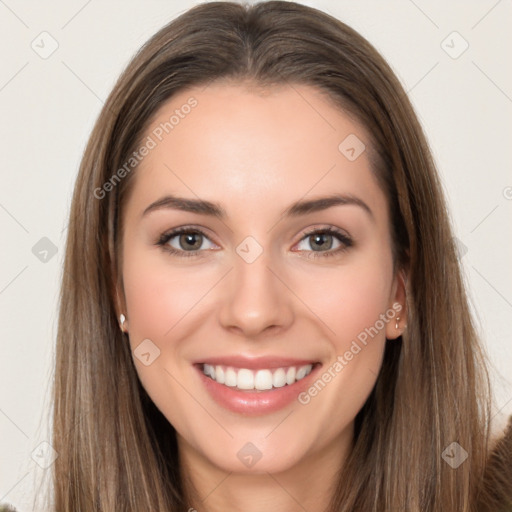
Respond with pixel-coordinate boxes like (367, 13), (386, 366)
(194, 355), (320, 370)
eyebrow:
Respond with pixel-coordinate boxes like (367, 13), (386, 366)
(141, 193), (374, 221)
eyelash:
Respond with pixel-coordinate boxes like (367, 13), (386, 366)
(155, 225), (353, 259)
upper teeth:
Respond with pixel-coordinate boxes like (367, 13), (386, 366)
(202, 364), (313, 390)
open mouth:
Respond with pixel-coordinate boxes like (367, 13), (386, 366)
(198, 362), (321, 392)
(193, 356), (323, 414)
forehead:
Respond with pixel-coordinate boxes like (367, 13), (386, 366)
(126, 82), (386, 222)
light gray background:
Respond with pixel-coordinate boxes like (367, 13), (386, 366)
(1, 1), (511, 510)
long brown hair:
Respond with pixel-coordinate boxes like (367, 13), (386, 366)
(49, 1), (507, 510)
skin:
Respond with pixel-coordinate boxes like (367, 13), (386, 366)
(117, 82), (406, 512)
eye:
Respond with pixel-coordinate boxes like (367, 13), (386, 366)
(294, 227), (353, 258)
(156, 225), (353, 259)
(156, 227), (217, 258)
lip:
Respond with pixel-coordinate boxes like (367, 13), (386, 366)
(193, 355), (319, 370)
(194, 361), (322, 416)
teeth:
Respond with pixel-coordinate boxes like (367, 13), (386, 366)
(296, 366), (307, 380)
(286, 367), (296, 385)
(225, 367), (237, 387)
(255, 369), (273, 390)
(202, 363), (314, 390)
(215, 366), (225, 384)
(237, 369), (254, 390)
(272, 368), (286, 388)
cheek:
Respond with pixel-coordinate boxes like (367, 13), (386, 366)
(122, 246), (211, 341)
(296, 252), (394, 348)
(295, 254), (394, 429)
(121, 247), (210, 430)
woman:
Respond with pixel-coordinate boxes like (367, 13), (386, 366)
(45, 1), (511, 510)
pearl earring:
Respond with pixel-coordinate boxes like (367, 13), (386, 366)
(120, 314), (127, 332)
(395, 317), (400, 330)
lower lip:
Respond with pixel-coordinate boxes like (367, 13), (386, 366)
(195, 364), (321, 416)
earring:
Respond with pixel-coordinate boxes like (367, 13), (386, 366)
(120, 313), (127, 332)
(395, 317), (400, 330)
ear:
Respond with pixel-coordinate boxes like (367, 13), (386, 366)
(385, 267), (408, 340)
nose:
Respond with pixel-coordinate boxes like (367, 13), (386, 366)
(218, 247), (294, 339)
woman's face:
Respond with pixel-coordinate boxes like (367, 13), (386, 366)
(118, 82), (405, 475)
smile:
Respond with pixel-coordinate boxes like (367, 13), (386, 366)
(194, 357), (322, 415)
(202, 363), (314, 391)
